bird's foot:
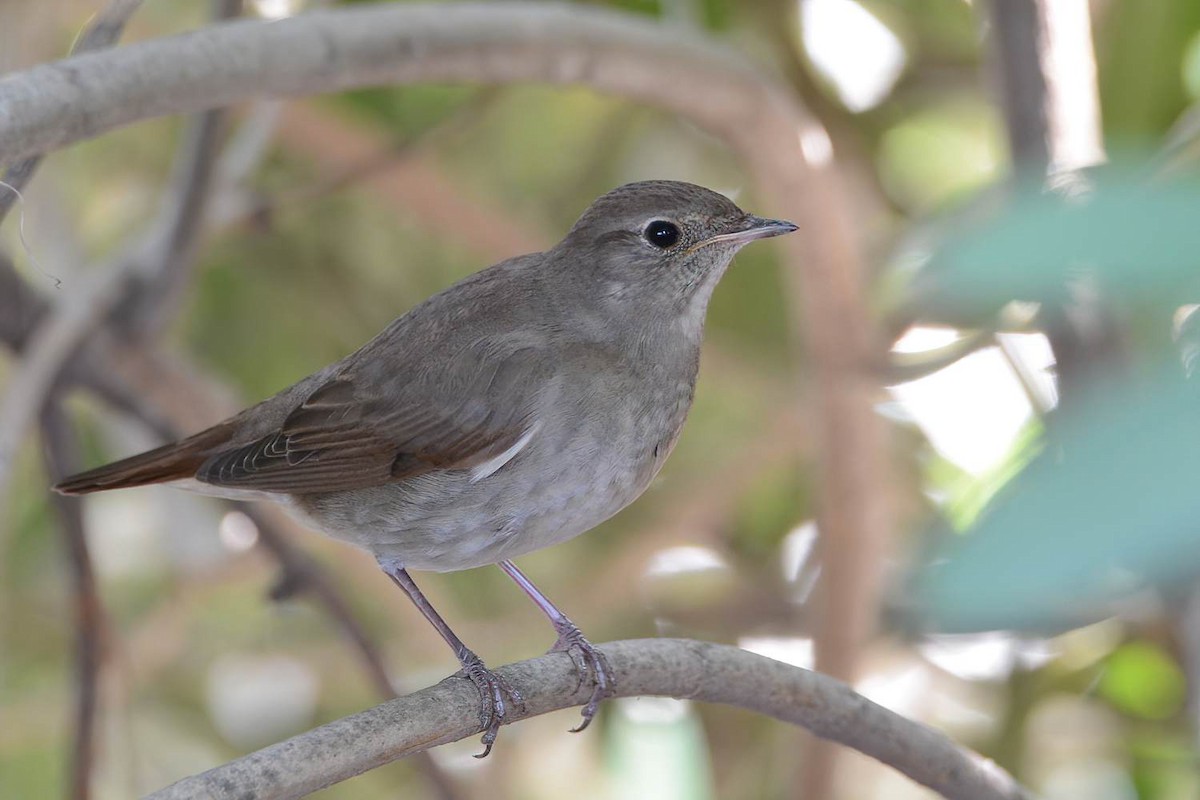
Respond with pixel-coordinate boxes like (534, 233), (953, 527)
(456, 649), (525, 758)
(550, 623), (615, 732)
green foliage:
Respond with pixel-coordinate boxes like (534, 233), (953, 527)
(1101, 642), (1186, 721)
(1099, 0), (1200, 144)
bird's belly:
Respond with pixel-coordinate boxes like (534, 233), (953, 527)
(296, 415), (675, 572)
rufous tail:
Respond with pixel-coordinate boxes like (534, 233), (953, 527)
(54, 424), (232, 495)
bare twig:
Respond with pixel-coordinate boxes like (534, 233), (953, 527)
(0, 0), (144, 225)
(145, 639), (1031, 800)
(119, 0), (241, 335)
(884, 330), (995, 384)
(243, 506), (397, 699)
(120, 99), (228, 335)
(0, 243), (154, 501)
(41, 401), (108, 800)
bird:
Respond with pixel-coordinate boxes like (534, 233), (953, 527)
(55, 180), (797, 755)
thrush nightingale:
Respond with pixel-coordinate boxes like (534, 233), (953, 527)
(56, 180), (797, 754)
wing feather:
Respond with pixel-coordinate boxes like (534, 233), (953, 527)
(195, 343), (548, 494)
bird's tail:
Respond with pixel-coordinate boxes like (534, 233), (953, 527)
(54, 424), (233, 495)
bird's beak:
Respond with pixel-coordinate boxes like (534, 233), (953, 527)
(686, 215), (798, 254)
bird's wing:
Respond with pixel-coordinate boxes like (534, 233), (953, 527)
(195, 341), (550, 494)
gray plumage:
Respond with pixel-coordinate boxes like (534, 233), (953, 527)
(59, 181), (793, 570)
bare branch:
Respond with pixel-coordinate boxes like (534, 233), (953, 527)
(145, 639), (1030, 800)
(0, 244), (151, 498)
(41, 401), (108, 800)
(0, 0), (144, 225)
(0, 5), (770, 165)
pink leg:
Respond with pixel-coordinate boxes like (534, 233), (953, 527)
(499, 559), (615, 732)
(379, 557), (524, 757)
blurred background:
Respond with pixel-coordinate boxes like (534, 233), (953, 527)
(4, 0), (1200, 798)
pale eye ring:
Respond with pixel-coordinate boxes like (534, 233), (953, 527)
(643, 220), (680, 249)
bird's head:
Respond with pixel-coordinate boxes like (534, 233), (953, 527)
(556, 180), (797, 314)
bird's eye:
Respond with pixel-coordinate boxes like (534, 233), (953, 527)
(643, 220), (680, 249)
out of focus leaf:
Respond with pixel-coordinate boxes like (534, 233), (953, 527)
(1100, 642), (1185, 721)
(877, 96), (1004, 212)
(912, 175), (1200, 319)
(917, 367), (1200, 632)
(1098, 0), (1200, 144)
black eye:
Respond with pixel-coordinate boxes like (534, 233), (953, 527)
(644, 220), (680, 249)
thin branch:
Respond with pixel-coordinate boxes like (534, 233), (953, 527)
(40, 401), (108, 800)
(119, 0), (241, 335)
(119, 98), (228, 335)
(0, 243), (153, 500)
(883, 330), (995, 384)
(145, 639), (1031, 800)
(0, 0), (144, 225)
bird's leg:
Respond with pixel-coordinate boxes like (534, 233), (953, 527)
(498, 560), (614, 732)
(377, 557), (524, 757)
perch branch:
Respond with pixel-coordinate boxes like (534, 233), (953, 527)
(145, 639), (1030, 800)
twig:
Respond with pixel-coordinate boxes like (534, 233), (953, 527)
(216, 88), (501, 231)
(145, 639), (1031, 800)
(40, 401), (108, 800)
(0, 0), (144, 225)
(884, 330), (995, 384)
(0, 242), (153, 501)
(120, 0), (241, 335)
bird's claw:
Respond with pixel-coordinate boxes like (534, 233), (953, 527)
(550, 624), (615, 733)
(457, 651), (525, 757)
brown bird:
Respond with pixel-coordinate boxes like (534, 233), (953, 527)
(56, 180), (797, 754)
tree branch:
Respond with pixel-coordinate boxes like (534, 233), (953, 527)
(0, 0), (144, 225)
(145, 639), (1029, 800)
